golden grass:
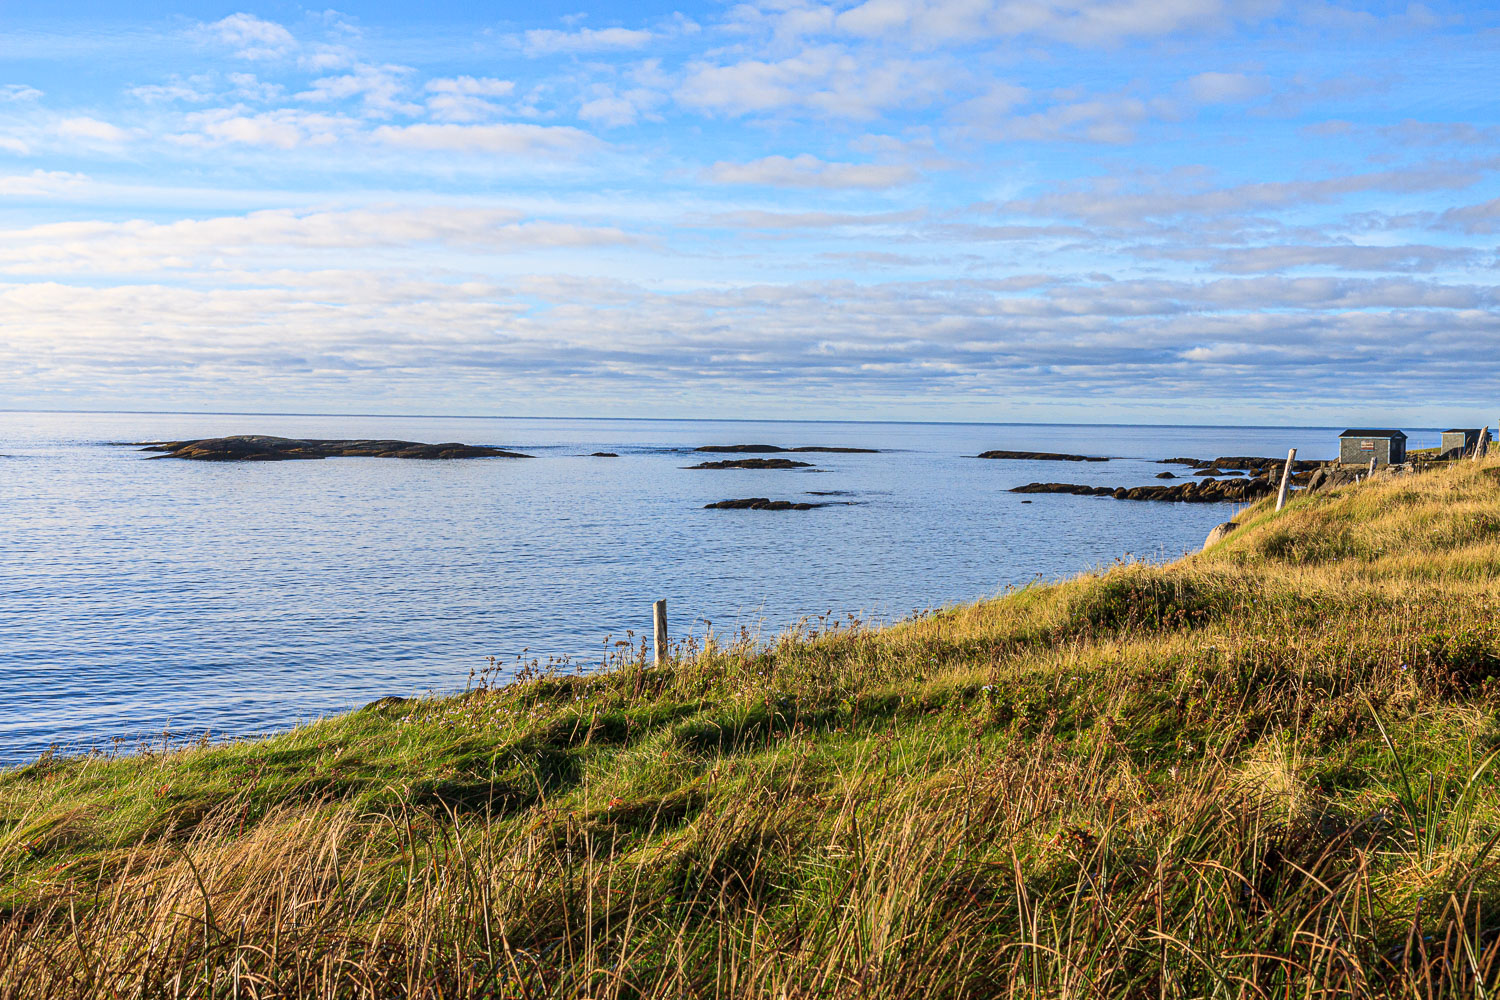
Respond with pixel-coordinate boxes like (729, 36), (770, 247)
(4, 458), (1500, 997)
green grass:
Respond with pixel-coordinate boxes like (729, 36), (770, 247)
(5, 459), (1500, 997)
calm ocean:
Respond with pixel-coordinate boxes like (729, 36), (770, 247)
(0, 412), (1444, 765)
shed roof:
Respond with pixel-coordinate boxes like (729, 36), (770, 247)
(1442, 428), (1482, 433)
(1339, 429), (1406, 439)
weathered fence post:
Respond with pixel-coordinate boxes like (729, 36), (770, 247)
(653, 599), (667, 668)
(1368, 457), (1376, 478)
(1276, 448), (1297, 512)
(1473, 429), (1489, 462)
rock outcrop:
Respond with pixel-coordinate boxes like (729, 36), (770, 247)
(1203, 521), (1239, 548)
(687, 458), (814, 470)
(1302, 464), (1380, 494)
(976, 450), (1108, 462)
(140, 436), (532, 461)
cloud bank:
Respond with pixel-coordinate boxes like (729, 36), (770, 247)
(0, 1), (1496, 422)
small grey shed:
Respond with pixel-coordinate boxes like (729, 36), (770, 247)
(1440, 428), (1491, 457)
(1339, 429), (1407, 466)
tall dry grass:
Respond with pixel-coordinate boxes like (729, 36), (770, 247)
(5, 458), (1500, 997)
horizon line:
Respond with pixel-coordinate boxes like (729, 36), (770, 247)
(0, 407), (1462, 432)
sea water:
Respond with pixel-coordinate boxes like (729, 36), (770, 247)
(0, 412), (1444, 764)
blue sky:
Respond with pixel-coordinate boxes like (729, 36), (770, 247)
(1, 1), (1497, 423)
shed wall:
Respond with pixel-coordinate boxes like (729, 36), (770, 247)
(1340, 437), (1395, 465)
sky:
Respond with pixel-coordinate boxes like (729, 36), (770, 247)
(0, 1), (1497, 424)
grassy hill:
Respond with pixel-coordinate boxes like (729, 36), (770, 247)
(5, 458), (1500, 998)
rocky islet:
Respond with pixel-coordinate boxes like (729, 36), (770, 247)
(686, 458), (815, 470)
(704, 497), (836, 510)
(139, 436), (533, 461)
(976, 450), (1108, 462)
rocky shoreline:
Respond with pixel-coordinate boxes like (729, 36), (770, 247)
(1011, 477), (1277, 503)
(1006, 454), (1380, 503)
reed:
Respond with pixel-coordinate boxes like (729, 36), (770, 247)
(5, 458), (1500, 997)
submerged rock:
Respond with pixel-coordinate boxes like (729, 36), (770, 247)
(590, 452), (619, 457)
(976, 450), (1108, 462)
(686, 458), (815, 470)
(705, 497), (829, 510)
(139, 435), (532, 461)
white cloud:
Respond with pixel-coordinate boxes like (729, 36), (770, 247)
(1185, 71), (1268, 103)
(741, 0), (1272, 47)
(206, 13), (297, 60)
(1437, 198), (1500, 234)
(372, 123), (602, 157)
(707, 153), (918, 189)
(131, 80), (214, 103)
(177, 108), (356, 149)
(702, 208), (928, 229)
(0, 207), (640, 275)
(7, 269), (1494, 412)
(948, 83), (1030, 123)
(0, 170), (87, 196)
(302, 44), (358, 71)
(296, 64), (419, 116)
(576, 84), (665, 127)
(427, 77), (516, 98)
(56, 117), (131, 143)
(1001, 164), (1486, 226)
(578, 94), (639, 127)
(969, 92), (1169, 144)
(678, 46), (951, 119)
(0, 135), (30, 155)
(0, 84), (43, 102)
(227, 73), (285, 102)
(522, 26), (655, 55)
(131, 74), (281, 105)
(425, 94), (500, 123)
(1141, 243), (1476, 273)
(424, 77), (517, 122)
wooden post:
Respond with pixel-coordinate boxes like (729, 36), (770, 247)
(1275, 448), (1296, 512)
(653, 599), (667, 668)
(1367, 457), (1376, 478)
(1473, 429), (1489, 462)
